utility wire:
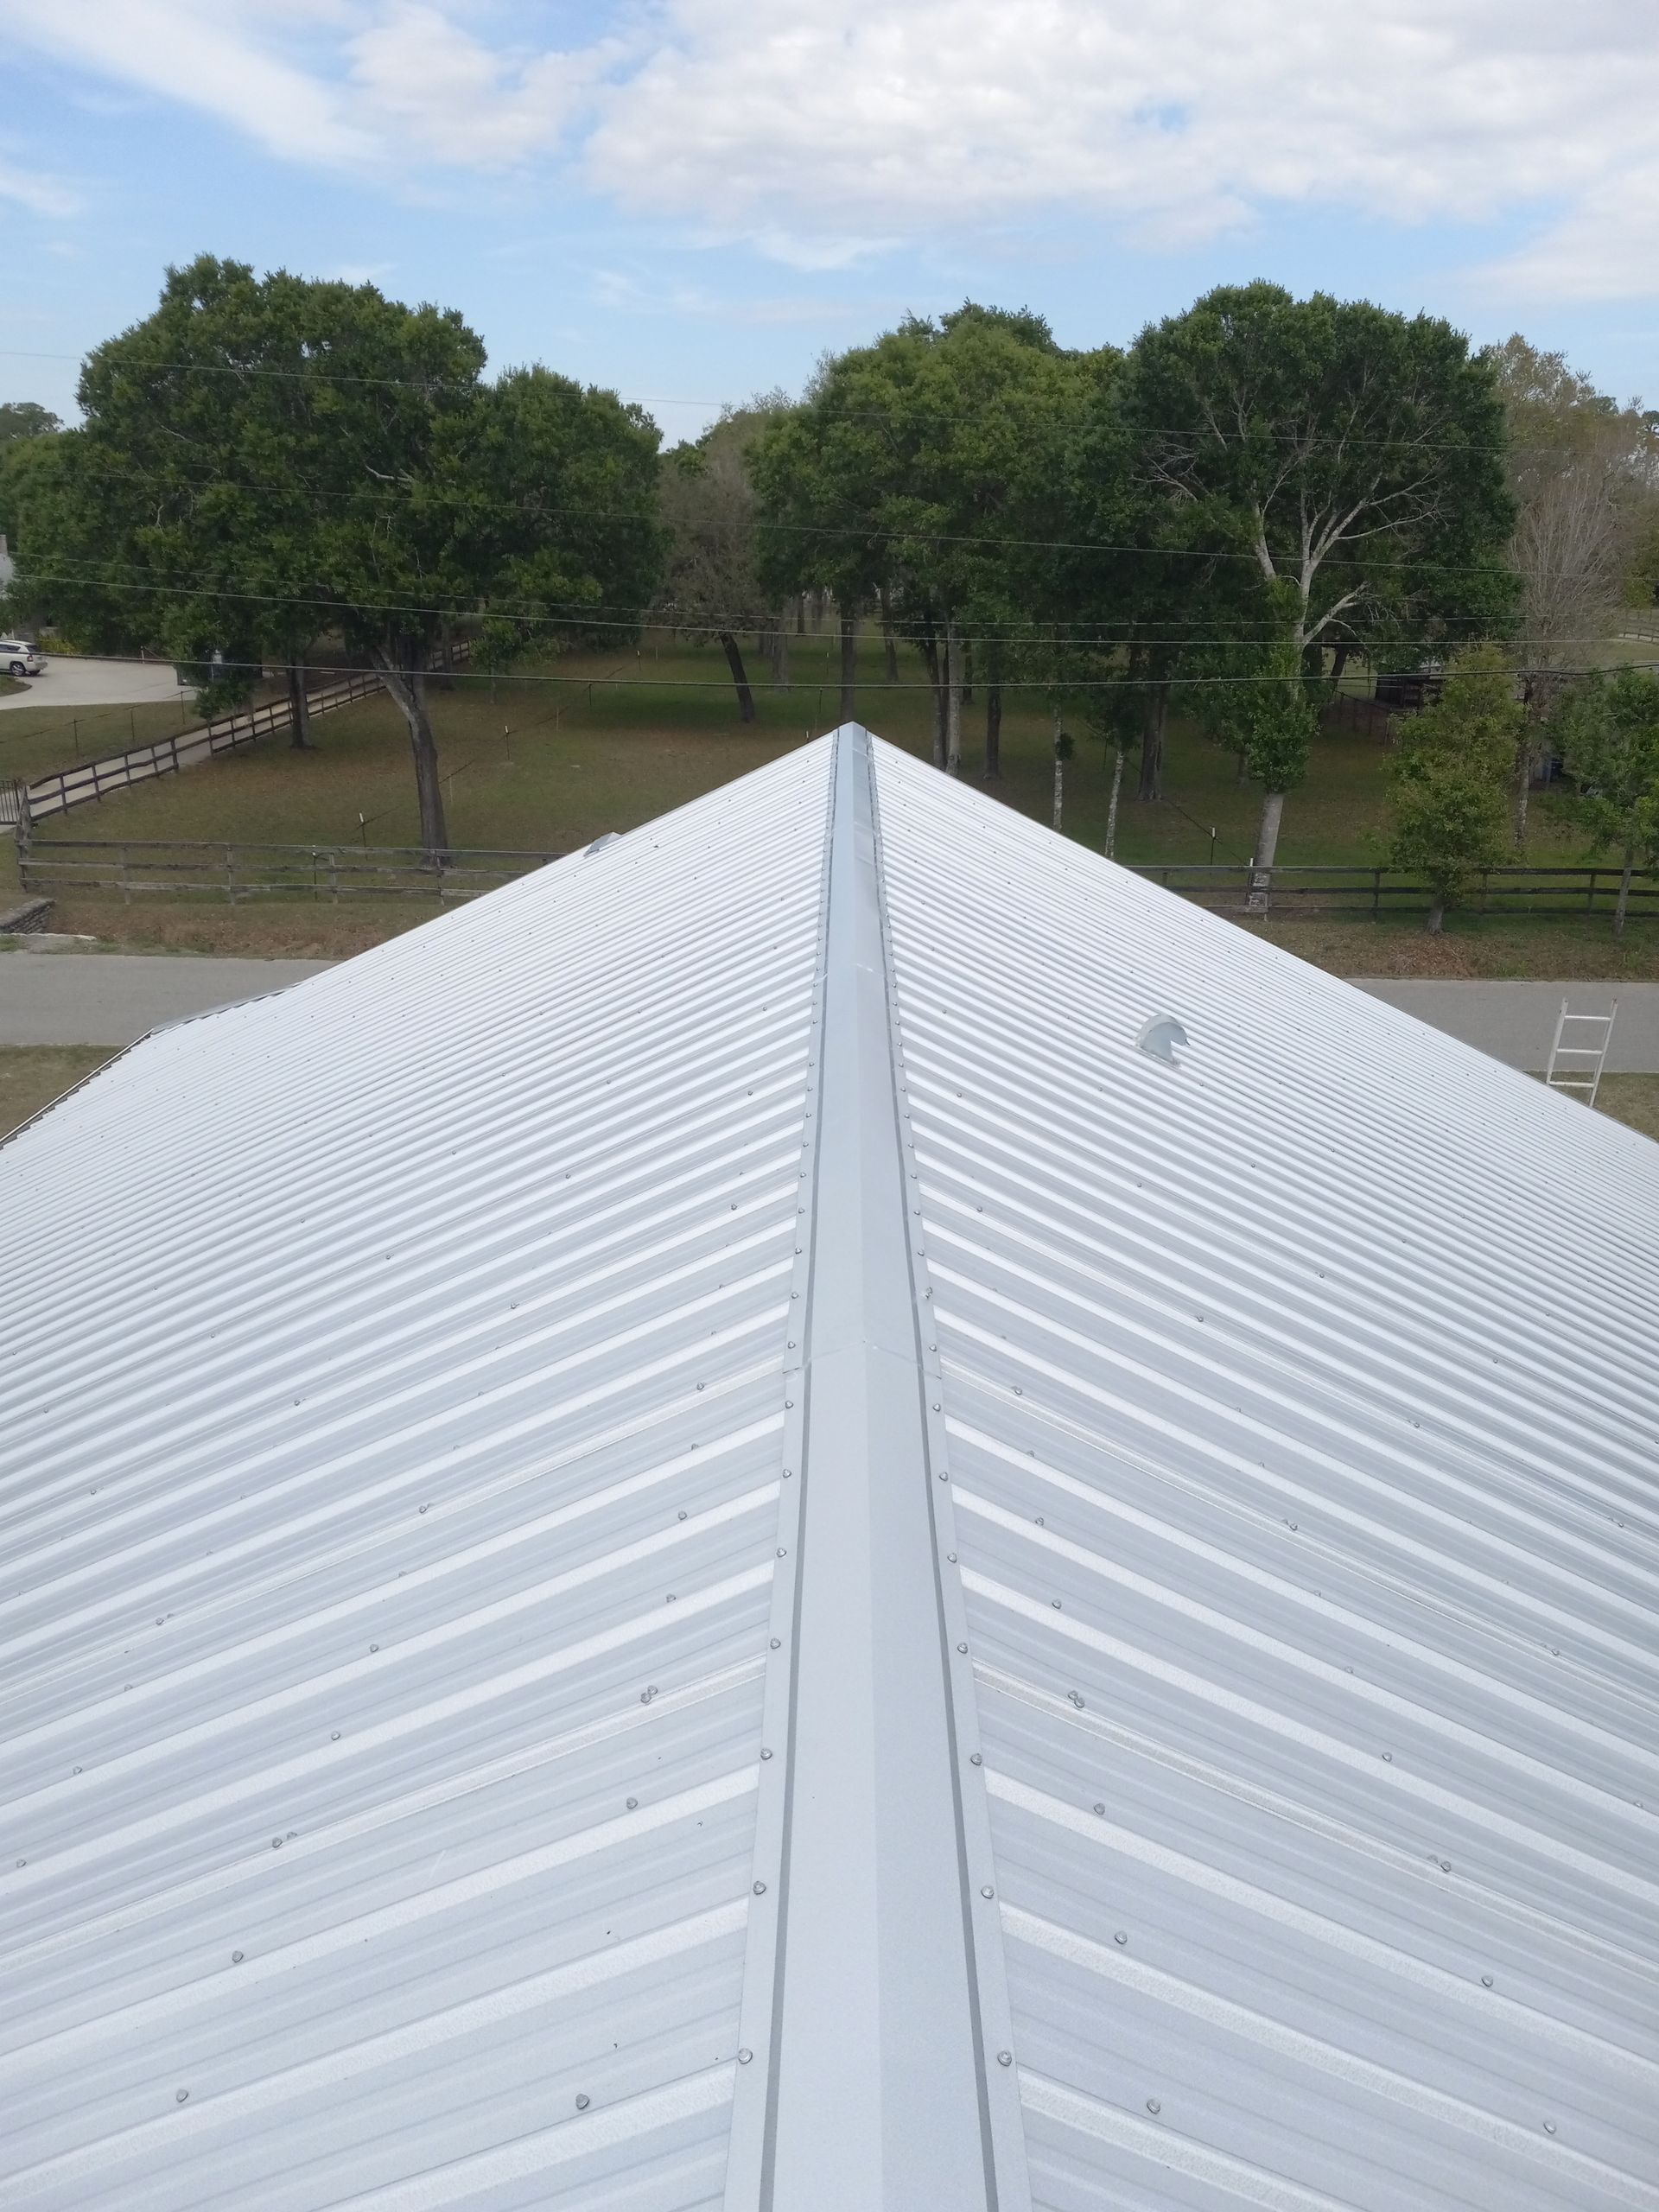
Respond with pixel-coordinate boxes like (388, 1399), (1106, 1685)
(5, 345), (1650, 459)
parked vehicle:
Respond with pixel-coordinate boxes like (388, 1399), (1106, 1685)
(1, 639), (45, 677)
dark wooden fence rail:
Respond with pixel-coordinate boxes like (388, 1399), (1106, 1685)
(17, 837), (1656, 917)
(18, 833), (560, 906)
(20, 642), (471, 823)
(1129, 861), (1659, 917)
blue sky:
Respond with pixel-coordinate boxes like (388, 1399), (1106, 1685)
(3, 2), (1656, 441)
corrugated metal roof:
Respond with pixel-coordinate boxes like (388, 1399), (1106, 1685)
(0, 739), (831, 2209)
(4, 724), (1656, 2211)
(869, 736), (1659, 2211)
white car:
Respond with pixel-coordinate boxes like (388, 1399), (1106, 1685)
(1, 639), (45, 677)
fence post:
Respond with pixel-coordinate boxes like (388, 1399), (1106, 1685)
(1372, 868), (1380, 918)
(121, 845), (131, 907)
(1587, 869), (1597, 913)
(226, 845), (234, 905)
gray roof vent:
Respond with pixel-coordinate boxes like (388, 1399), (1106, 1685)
(1136, 1014), (1188, 1065)
(584, 831), (621, 856)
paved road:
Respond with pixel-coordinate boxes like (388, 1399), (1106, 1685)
(1351, 979), (1659, 1073)
(3, 954), (1656, 1070)
(0, 953), (334, 1045)
(0, 658), (194, 714)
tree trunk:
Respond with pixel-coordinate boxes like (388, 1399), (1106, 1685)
(769, 619), (790, 690)
(962, 640), (974, 707)
(1330, 644), (1350, 688)
(1255, 788), (1286, 869)
(944, 620), (963, 776)
(719, 631), (757, 722)
(1105, 743), (1123, 859)
(984, 683), (1002, 780)
(1425, 893), (1446, 935)
(373, 641), (448, 860)
(1616, 846), (1635, 937)
(288, 657), (312, 750)
(838, 611), (856, 722)
(1512, 736), (1532, 848)
(1138, 683), (1167, 800)
(920, 631), (945, 767)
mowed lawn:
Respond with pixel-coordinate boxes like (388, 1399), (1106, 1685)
(5, 631), (1657, 973)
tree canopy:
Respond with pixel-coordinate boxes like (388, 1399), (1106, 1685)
(1554, 667), (1659, 934)
(1121, 283), (1516, 872)
(5, 256), (660, 854)
(1387, 645), (1520, 933)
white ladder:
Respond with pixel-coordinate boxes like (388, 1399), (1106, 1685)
(1545, 997), (1618, 1106)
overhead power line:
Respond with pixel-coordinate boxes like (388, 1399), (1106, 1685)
(7, 346), (1652, 460)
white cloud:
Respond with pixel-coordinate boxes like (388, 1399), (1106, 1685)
(0, 146), (80, 220)
(6, 0), (1659, 300)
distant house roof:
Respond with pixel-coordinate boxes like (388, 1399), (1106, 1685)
(3, 728), (1656, 2211)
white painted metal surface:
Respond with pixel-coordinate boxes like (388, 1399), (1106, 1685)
(871, 737), (1659, 2212)
(0, 741), (831, 2209)
(4, 725), (1657, 2211)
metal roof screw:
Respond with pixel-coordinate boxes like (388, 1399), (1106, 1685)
(738, 2049), (753, 2065)
(1068, 1691), (1084, 1708)
(980, 1885), (995, 1899)
(946, 1552), (957, 1564)
(760, 1749), (772, 1761)
(175, 2089), (189, 2104)
(1440, 1859), (1452, 1872)
(1382, 1751), (1392, 1762)
(1093, 1803), (1105, 1815)
(1052, 1599), (1062, 1609)
(777, 1547), (788, 1559)
(271, 1838), (283, 1849)
(330, 1732), (340, 1741)
(1114, 1932), (1128, 1946)
(677, 1510), (687, 1521)
(370, 1644), (378, 1653)
(969, 1753), (982, 1766)
(419, 1505), (428, 1514)
(626, 1797), (638, 1810)
(938, 1470), (949, 1480)
(753, 1881), (767, 1896)
(1146, 2099), (1160, 2115)
(996, 2051), (1013, 2068)
(770, 1637), (781, 1649)
(787, 1342), (796, 1350)
(575, 2094), (590, 2111)
(1543, 2121), (1556, 2136)
(931, 1402), (941, 1411)
(957, 1642), (968, 1654)
(1481, 1975), (1493, 1988)
(639, 1687), (657, 1704)
(785, 1401), (793, 1408)
(232, 1951), (244, 1963)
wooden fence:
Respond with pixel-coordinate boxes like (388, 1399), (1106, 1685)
(1128, 861), (1659, 918)
(17, 832), (558, 906)
(18, 836), (1656, 918)
(18, 642), (471, 823)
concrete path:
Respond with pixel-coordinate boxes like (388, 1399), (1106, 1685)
(0, 953), (334, 1045)
(1351, 979), (1659, 1072)
(0, 658), (194, 714)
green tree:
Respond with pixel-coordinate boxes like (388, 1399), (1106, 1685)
(1388, 645), (1519, 933)
(753, 305), (1089, 766)
(5, 257), (660, 854)
(0, 402), (61, 444)
(1123, 283), (1516, 883)
(1489, 336), (1659, 842)
(659, 403), (788, 722)
(1554, 668), (1659, 935)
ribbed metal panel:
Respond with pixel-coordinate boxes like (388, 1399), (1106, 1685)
(0, 741), (832, 2210)
(870, 739), (1659, 2212)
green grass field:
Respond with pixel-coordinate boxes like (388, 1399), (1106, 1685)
(3, 629), (1655, 973)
